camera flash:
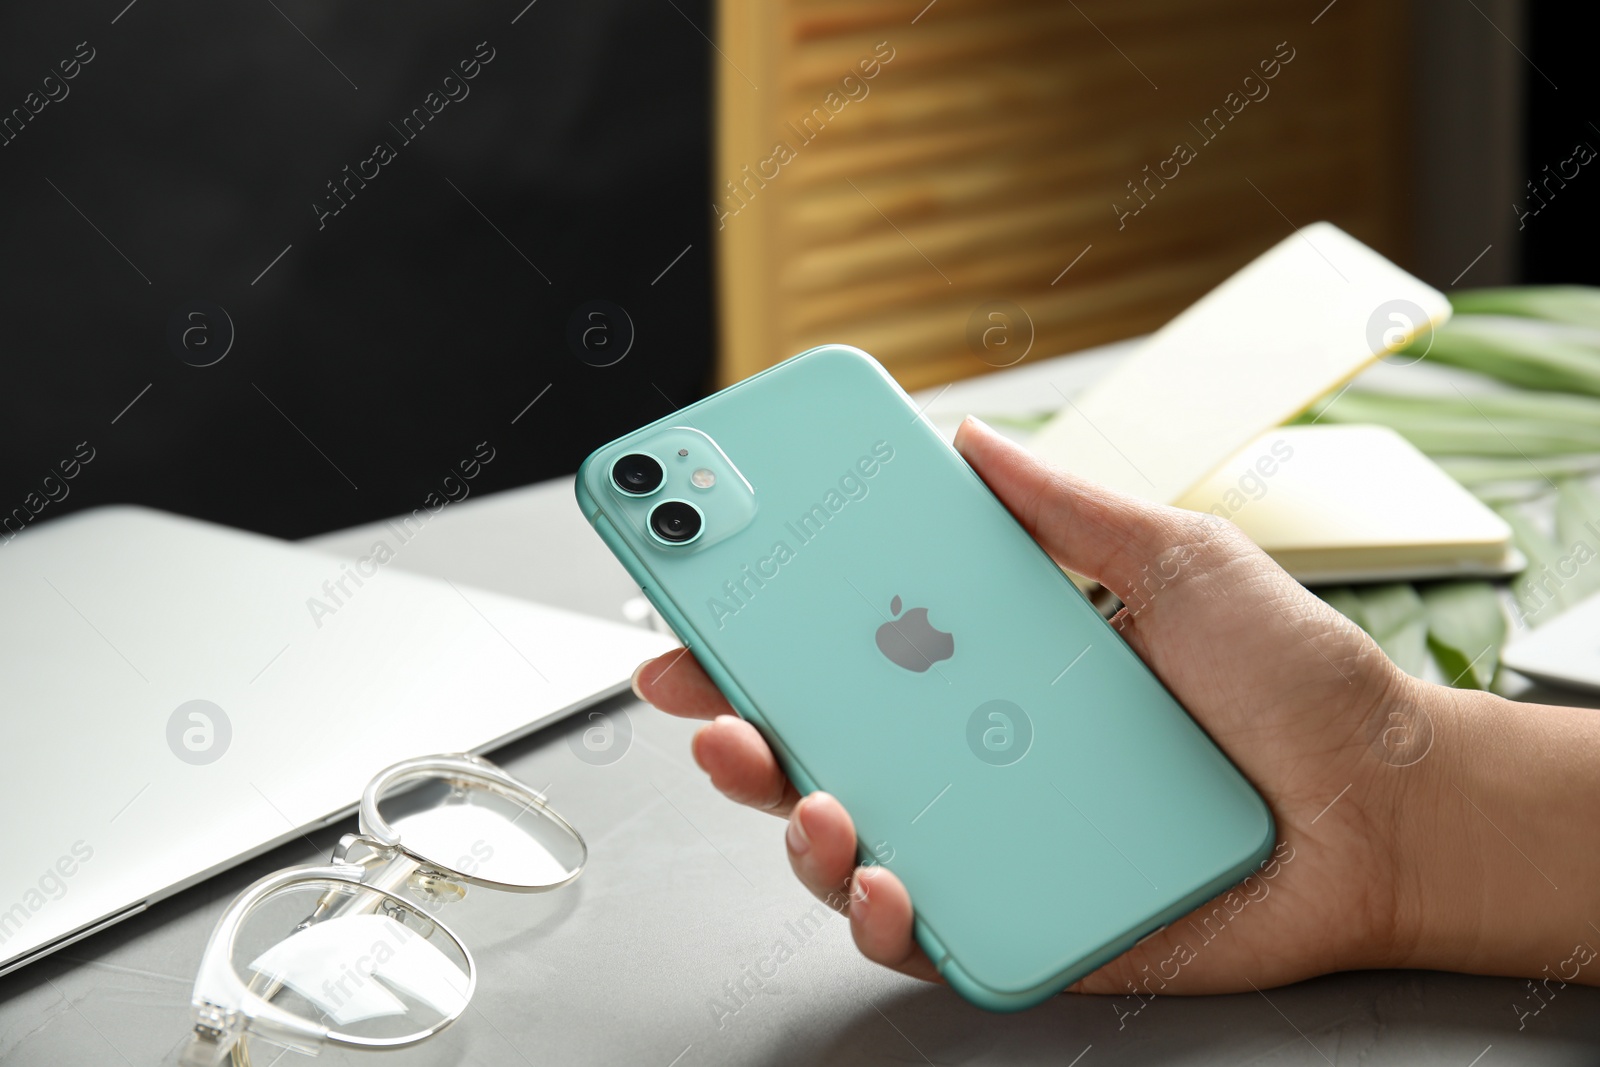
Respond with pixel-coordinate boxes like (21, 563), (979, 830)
(691, 468), (716, 489)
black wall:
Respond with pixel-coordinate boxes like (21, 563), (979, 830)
(0, 1), (714, 539)
(1520, 0), (1598, 284)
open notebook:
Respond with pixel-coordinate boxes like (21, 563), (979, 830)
(1176, 425), (1517, 583)
(1027, 223), (1517, 584)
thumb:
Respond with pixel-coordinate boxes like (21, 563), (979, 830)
(952, 415), (1205, 595)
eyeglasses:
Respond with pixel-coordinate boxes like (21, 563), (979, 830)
(180, 753), (585, 1067)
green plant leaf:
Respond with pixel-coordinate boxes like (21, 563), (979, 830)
(1309, 385), (1600, 426)
(1301, 389), (1600, 455)
(1413, 317), (1600, 398)
(1316, 586), (1366, 629)
(1465, 481), (1553, 507)
(982, 411), (1055, 432)
(1420, 581), (1506, 689)
(1553, 478), (1600, 602)
(1434, 453), (1600, 486)
(1495, 504), (1571, 626)
(1354, 583), (1430, 677)
(1451, 286), (1600, 330)
(1316, 584), (1430, 677)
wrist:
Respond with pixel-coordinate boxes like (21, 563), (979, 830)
(1387, 681), (1600, 983)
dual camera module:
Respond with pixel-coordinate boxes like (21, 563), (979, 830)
(610, 453), (703, 545)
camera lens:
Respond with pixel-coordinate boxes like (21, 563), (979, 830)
(649, 500), (703, 544)
(611, 453), (664, 496)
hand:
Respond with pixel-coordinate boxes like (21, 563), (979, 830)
(633, 416), (1600, 996)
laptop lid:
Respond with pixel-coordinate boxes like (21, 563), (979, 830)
(0, 506), (670, 975)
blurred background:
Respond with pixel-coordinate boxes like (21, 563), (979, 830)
(0, 0), (1583, 539)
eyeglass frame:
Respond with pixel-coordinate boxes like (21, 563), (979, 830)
(182, 752), (586, 1066)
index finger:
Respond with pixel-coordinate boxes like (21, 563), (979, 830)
(631, 647), (737, 720)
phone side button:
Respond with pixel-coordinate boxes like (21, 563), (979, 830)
(1135, 924), (1168, 946)
(638, 586), (693, 648)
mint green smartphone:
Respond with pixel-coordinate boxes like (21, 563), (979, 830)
(575, 345), (1274, 1011)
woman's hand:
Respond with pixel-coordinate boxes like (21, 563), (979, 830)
(633, 416), (1600, 995)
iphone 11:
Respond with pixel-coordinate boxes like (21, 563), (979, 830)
(575, 345), (1274, 1011)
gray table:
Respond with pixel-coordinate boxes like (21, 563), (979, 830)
(4, 349), (1597, 1066)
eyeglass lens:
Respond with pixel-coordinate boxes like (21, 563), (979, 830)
(230, 880), (470, 1043)
(374, 773), (583, 889)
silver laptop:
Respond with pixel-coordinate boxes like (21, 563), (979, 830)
(0, 506), (671, 976)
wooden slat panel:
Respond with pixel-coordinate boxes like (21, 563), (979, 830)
(715, 0), (1408, 391)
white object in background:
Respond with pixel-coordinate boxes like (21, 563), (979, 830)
(1028, 222), (1451, 504)
(1503, 590), (1600, 694)
(621, 593), (672, 635)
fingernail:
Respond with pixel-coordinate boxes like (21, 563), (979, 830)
(850, 868), (872, 917)
(786, 799), (812, 856)
(954, 415), (989, 454)
(630, 659), (652, 701)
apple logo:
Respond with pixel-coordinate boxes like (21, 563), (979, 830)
(875, 595), (955, 672)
